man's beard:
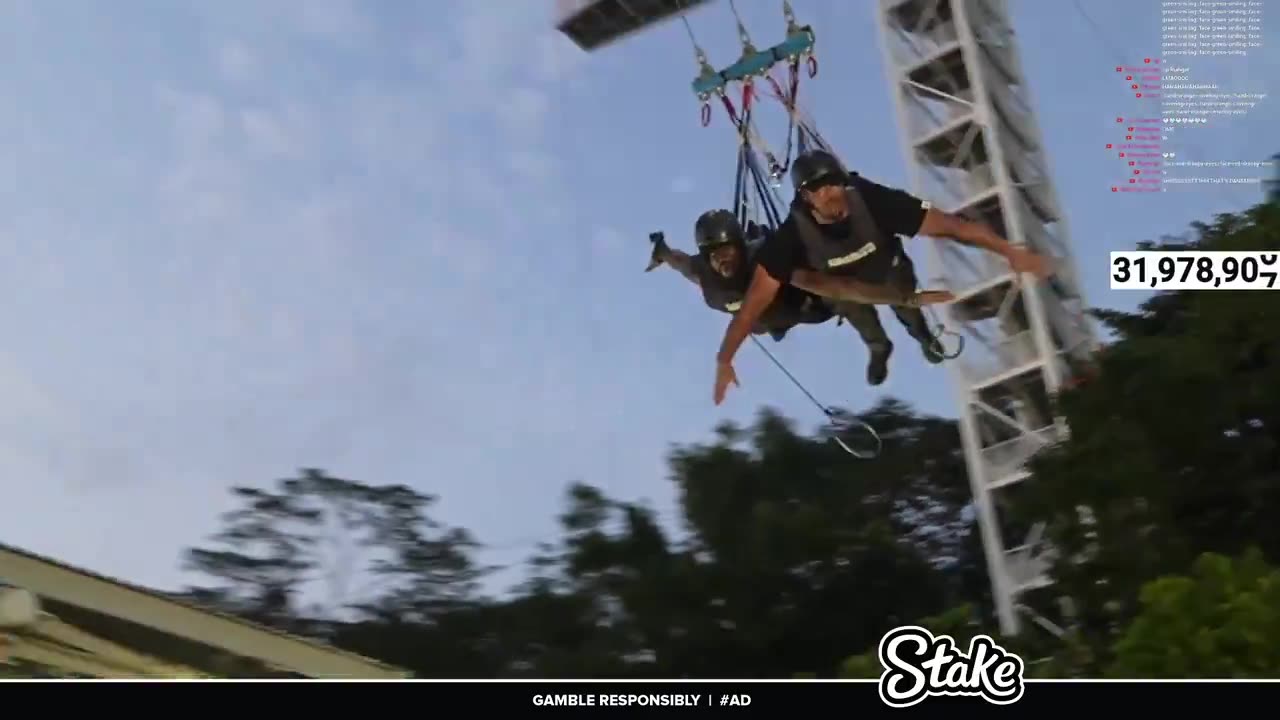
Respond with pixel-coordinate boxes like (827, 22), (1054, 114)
(813, 205), (848, 224)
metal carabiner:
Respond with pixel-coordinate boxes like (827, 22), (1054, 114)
(935, 327), (965, 360)
(922, 306), (965, 360)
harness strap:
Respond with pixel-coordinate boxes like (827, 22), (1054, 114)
(791, 183), (905, 287)
(793, 183), (964, 357)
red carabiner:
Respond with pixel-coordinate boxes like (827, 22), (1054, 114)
(766, 74), (786, 103)
(700, 103), (711, 127)
(807, 55), (818, 78)
(719, 94), (740, 126)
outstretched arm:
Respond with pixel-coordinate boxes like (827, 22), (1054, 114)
(918, 208), (1052, 278)
(645, 232), (701, 286)
(792, 269), (911, 305)
(791, 269), (954, 307)
(918, 208), (1010, 254)
(852, 176), (1051, 278)
(660, 248), (701, 286)
(717, 265), (781, 366)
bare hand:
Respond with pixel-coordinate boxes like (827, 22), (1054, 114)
(1005, 246), (1053, 279)
(713, 360), (739, 405)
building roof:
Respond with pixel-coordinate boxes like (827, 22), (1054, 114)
(0, 542), (410, 678)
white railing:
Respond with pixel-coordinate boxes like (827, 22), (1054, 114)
(956, 329), (1039, 388)
(981, 426), (1059, 482)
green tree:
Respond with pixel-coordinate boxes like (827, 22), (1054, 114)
(1012, 201), (1280, 665)
(181, 468), (485, 628)
(1107, 548), (1280, 678)
(837, 604), (984, 678)
(178, 402), (992, 678)
(519, 400), (985, 678)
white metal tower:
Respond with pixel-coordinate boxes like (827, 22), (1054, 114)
(875, 0), (1099, 636)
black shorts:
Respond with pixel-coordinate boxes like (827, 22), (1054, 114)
(757, 292), (835, 331)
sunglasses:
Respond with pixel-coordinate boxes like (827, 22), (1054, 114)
(800, 173), (846, 192)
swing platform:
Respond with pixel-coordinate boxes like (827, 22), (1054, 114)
(555, 0), (712, 52)
(690, 29), (814, 99)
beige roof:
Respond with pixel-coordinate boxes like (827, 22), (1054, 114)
(1, 542), (410, 678)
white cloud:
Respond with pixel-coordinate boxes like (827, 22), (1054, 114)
(508, 149), (557, 184)
(497, 87), (552, 141)
(158, 86), (227, 149)
(215, 41), (257, 84)
(593, 226), (627, 256)
(0, 352), (147, 494)
(291, 0), (373, 46)
(533, 31), (588, 85)
(239, 107), (298, 156)
(0, 0), (630, 592)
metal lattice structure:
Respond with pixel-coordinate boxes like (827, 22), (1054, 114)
(875, 0), (1099, 636)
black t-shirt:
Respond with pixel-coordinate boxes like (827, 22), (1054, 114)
(693, 253), (818, 314)
(756, 173), (930, 285)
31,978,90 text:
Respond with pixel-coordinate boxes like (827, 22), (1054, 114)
(1110, 251), (1279, 290)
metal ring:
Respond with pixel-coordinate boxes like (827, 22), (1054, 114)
(828, 414), (882, 459)
(934, 326), (965, 360)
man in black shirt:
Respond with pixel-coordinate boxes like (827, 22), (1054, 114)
(712, 149), (1053, 406)
(648, 209), (835, 341)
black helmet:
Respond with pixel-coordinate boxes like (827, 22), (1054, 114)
(694, 209), (744, 252)
(790, 149), (848, 191)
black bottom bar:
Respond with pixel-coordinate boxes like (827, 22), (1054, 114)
(2, 679), (1277, 713)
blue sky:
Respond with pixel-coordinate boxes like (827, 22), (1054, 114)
(1, 0), (1274, 601)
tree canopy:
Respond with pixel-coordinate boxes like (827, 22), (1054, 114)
(1012, 200), (1280, 666)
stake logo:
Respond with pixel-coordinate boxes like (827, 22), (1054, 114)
(876, 626), (1024, 707)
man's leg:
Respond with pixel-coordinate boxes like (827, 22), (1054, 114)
(761, 295), (832, 342)
(887, 261), (946, 363)
(832, 300), (894, 386)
